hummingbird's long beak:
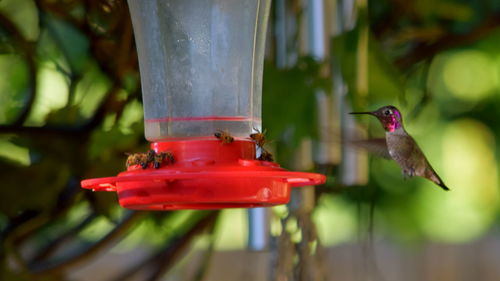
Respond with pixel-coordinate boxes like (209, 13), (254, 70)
(349, 111), (374, 115)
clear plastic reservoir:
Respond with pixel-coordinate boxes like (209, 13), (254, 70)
(128, 0), (271, 141)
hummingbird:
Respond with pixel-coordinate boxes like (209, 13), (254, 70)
(350, 105), (449, 191)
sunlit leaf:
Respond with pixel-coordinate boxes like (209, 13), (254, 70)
(0, 54), (30, 123)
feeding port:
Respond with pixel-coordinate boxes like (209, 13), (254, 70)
(80, 0), (326, 210)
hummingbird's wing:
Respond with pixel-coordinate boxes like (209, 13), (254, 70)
(348, 138), (392, 159)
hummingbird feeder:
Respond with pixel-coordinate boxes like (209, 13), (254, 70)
(81, 0), (326, 210)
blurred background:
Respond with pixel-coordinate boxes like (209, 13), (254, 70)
(0, 0), (499, 280)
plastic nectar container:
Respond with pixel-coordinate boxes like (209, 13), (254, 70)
(81, 0), (325, 210)
(132, 0), (265, 140)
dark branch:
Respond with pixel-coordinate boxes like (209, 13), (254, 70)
(30, 211), (146, 276)
(147, 211), (219, 281)
(192, 217), (218, 281)
(0, 124), (86, 136)
(395, 14), (500, 69)
(0, 83), (126, 137)
(29, 213), (98, 264)
(109, 211), (219, 281)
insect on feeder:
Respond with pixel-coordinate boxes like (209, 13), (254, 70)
(81, 0), (326, 210)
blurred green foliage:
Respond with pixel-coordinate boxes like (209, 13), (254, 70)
(0, 0), (499, 280)
(263, 57), (329, 164)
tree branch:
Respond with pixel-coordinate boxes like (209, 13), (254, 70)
(29, 213), (97, 264)
(30, 211), (146, 276)
(109, 211), (219, 281)
(147, 211), (219, 281)
(395, 14), (500, 69)
(192, 219), (218, 281)
(0, 82), (125, 137)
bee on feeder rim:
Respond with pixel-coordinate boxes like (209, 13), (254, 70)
(142, 149), (156, 169)
(258, 149), (274, 162)
(250, 128), (266, 148)
(164, 151), (175, 164)
(126, 152), (147, 168)
(153, 151), (175, 169)
(214, 129), (234, 144)
(126, 150), (175, 169)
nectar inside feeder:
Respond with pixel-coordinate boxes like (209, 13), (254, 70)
(81, 0), (326, 210)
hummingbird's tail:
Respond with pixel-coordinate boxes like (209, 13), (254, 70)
(436, 181), (450, 191)
(427, 171), (449, 191)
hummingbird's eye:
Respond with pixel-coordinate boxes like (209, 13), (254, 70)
(384, 110), (391, 116)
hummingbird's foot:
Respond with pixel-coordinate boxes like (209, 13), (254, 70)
(402, 168), (416, 179)
(409, 168), (416, 177)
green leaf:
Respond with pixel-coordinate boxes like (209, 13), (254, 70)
(0, 0), (39, 41)
(44, 14), (89, 75)
(263, 57), (328, 146)
(0, 54), (30, 123)
(331, 28), (406, 110)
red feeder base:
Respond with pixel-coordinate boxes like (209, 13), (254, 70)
(81, 139), (325, 210)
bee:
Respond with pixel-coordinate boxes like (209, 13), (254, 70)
(214, 129), (234, 144)
(126, 150), (175, 170)
(164, 151), (175, 164)
(142, 149), (156, 169)
(250, 128), (266, 148)
(153, 151), (175, 169)
(258, 149), (274, 162)
(126, 152), (147, 168)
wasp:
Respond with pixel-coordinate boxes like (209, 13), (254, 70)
(250, 128), (266, 148)
(214, 129), (234, 144)
(258, 149), (274, 162)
